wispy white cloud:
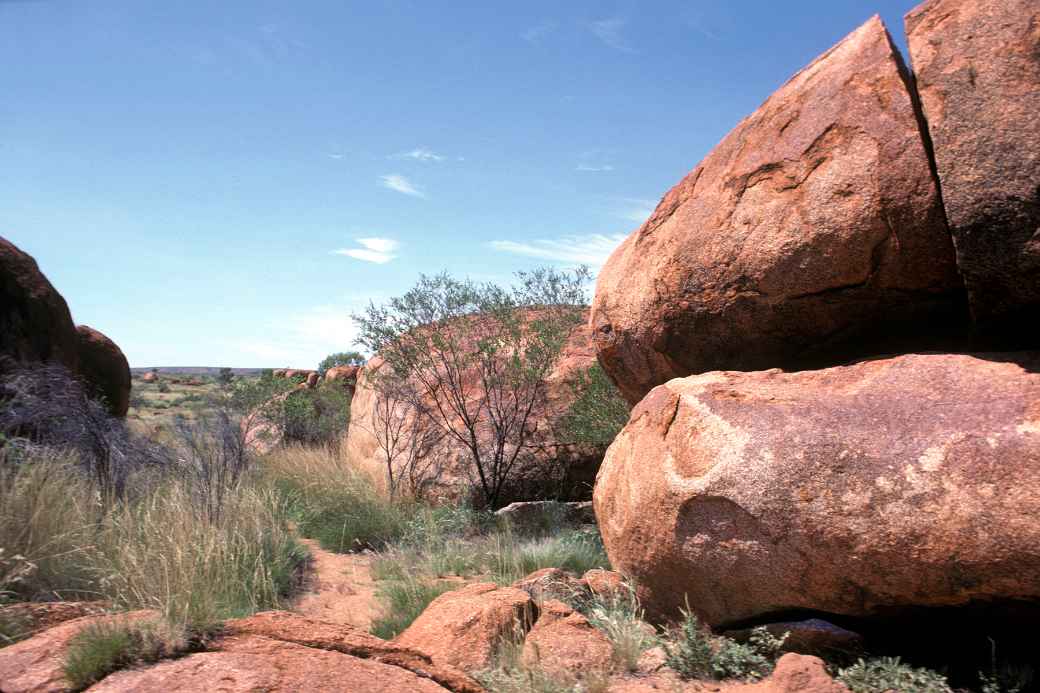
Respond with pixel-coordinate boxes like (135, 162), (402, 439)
(489, 233), (626, 268)
(617, 198), (657, 223)
(522, 21), (558, 44)
(394, 147), (445, 163)
(380, 174), (425, 198)
(576, 163), (614, 172)
(589, 17), (634, 52)
(327, 152), (345, 160)
(232, 304), (364, 368)
(332, 237), (401, 264)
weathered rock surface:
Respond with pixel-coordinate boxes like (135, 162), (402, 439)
(0, 237), (80, 375)
(906, 0), (1040, 343)
(345, 311), (605, 503)
(521, 599), (613, 675)
(395, 582), (535, 672)
(140, 371), (158, 383)
(0, 237), (132, 417)
(594, 352), (1040, 626)
(75, 326), (131, 417)
(591, 17), (966, 404)
(0, 610), (156, 693)
(495, 501), (595, 535)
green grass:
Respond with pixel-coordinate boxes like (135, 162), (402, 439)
(261, 445), (411, 552)
(1, 446), (307, 634)
(584, 585), (656, 673)
(63, 617), (187, 691)
(369, 574), (457, 639)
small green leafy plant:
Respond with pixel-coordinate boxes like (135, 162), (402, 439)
(663, 604), (787, 682)
(837, 657), (952, 693)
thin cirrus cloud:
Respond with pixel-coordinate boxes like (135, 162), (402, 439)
(489, 233), (626, 268)
(589, 17), (634, 53)
(617, 198), (657, 223)
(380, 174), (426, 198)
(332, 237), (400, 264)
(522, 21), (558, 44)
(576, 163), (615, 172)
(394, 147), (445, 162)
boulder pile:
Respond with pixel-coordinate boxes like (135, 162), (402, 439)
(0, 237), (131, 417)
(592, 0), (1039, 681)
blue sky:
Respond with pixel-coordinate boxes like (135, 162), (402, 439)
(2, 0), (923, 367)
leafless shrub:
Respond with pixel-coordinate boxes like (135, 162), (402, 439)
(0, 361), (173, 500)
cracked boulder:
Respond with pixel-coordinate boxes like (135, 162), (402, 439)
(906, 0), (1040, 344)
(590, 16), (966, 405)
(593, 352), (1040, 627)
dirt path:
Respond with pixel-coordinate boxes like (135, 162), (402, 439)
(293, 538), (381, 631)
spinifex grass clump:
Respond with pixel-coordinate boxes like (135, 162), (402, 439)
(63, 617), (188, 691)
(261, 445), (411, 552)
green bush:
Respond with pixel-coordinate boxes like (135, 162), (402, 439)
(663, 607), (786, 682)
(837, 657), (952, 693)
(559, 363), (630, 447)
(281, 385), (351, 448)
(317, 351), (365, 376)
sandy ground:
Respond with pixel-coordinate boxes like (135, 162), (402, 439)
(293, 538), (380, 631)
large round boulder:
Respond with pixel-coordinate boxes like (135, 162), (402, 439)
(75, 325), (131, 417)
(591, 17), (966, 405)
(0, 237), (80, 373)
(594, 352), (1040, 627)
(1, 236), (131, 417)
(906, 0), (1040, 344)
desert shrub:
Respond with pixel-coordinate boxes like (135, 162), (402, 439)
(317, 351), (365, 376)
(662, 606), (786, 681)
(63, 617), (187, 690)
(262, 445), (409, 552)
(217, 367), (234, 385)
(663, 607), (714, 680)
(0, 363), (174, 500)
(156, 381), (170, 393)
(354, 267), (590, 508)
(837, 657), (952, 693)
(281, 385), (351, 448)
(369, 573), (455, 639)
(585, 583), (656, 672)
(558, 363), (629, 447)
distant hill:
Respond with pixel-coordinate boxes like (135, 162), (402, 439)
(130, 367), (269, 377)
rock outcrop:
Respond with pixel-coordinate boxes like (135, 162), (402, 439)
(0, 610), (481, 693)
(591, 17), (966, 404)
(0, 238), (80, 375)
(521, 599), (613, 676)
(0, 237), (131, 417)
(594, 352), (1040, 627)
(394, 582), (535, 672)
(906, 0), (1040, 344)
(344, 311), (605, 503)
(75, 326), (132, 417)
(0, 610), (157, 693)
